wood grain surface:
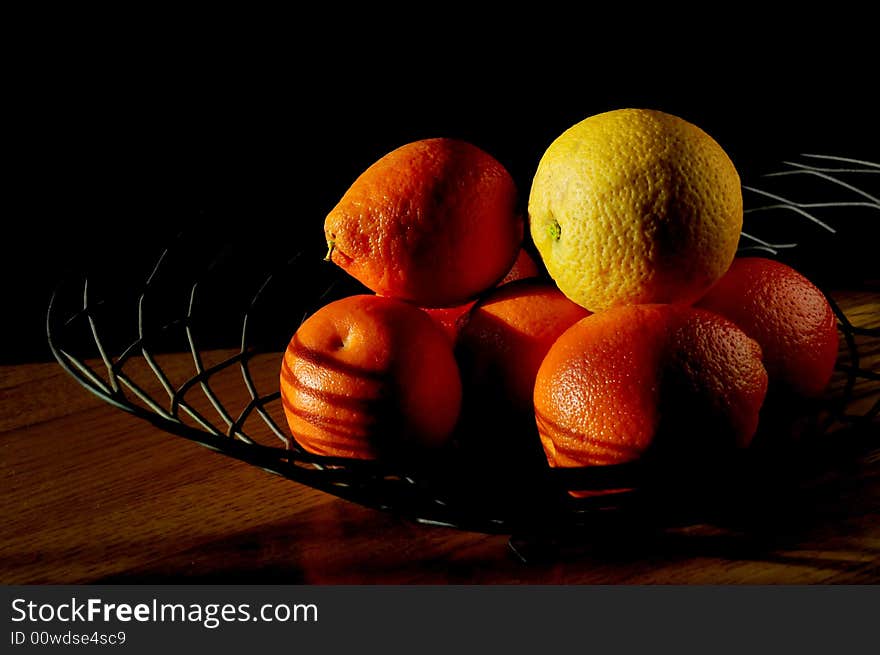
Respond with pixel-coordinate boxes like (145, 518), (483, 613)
(1, 292), (878, 584)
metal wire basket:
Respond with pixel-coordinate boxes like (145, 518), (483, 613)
(47, 155), (880, 539)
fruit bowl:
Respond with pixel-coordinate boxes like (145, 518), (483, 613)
(47, 155), (879, 541)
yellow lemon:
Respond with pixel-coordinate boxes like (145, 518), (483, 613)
(528, 108), (742, 312)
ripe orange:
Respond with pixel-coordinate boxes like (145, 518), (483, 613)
(497, 248), (540, 286)
(280, 295), (462, 459)
(696, 257), (838, 398)
(420, 248), (542, 343)
(324, 138), (522, 307)
(534, 305), (768, 469)
(455, 281), (589, 463)
(422, 304), (473, 344)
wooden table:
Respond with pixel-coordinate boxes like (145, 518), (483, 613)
(2, 292), (878, 584)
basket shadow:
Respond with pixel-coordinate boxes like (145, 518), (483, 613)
(83, 422), (880, 584)
(507, 422), (880, 573)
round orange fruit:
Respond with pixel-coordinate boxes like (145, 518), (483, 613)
(497, 248), (540, 286)
(696, 257), (838, 398)
(422, 303), (473, 344)
(280, 295), (462, 459)
(454, 281), (590, 465)
(458, 281), (591, 416)
(533, 304), (768, 469)
(324, 138), (522, 307)
(420, 248), (542, 343)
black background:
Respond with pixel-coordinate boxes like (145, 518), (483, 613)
(6, 21), (878, 364)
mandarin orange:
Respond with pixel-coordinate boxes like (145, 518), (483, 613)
(324, 138), (522, 307)
(497, 248), (540, 286)
(533, 304), (768, 469)
(454, 281), (589, 465)
(458, 281), (590, 416)
(280, 295), (461, 459)
(696, 257), (838, 398)
(421, 248), (542, 343)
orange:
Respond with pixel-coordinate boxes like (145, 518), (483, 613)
(497, 248), (540, 286)
(422, 304), (473, 344)
(457, 281), (590, 415)
(280, 295), (462, 459)
(696, 257), (838, 398)
(454, 281), (589, 464)
(324, 138), (523, 307)
(534, 305), (768, 469)
(420, 248), (542, 343)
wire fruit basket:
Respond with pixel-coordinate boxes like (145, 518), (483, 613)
(48, 155), (880, 540)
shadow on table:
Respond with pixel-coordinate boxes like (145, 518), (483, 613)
(92, 423), (880, 584)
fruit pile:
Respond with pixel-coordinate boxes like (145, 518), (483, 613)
(280, 109), (838, 489)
